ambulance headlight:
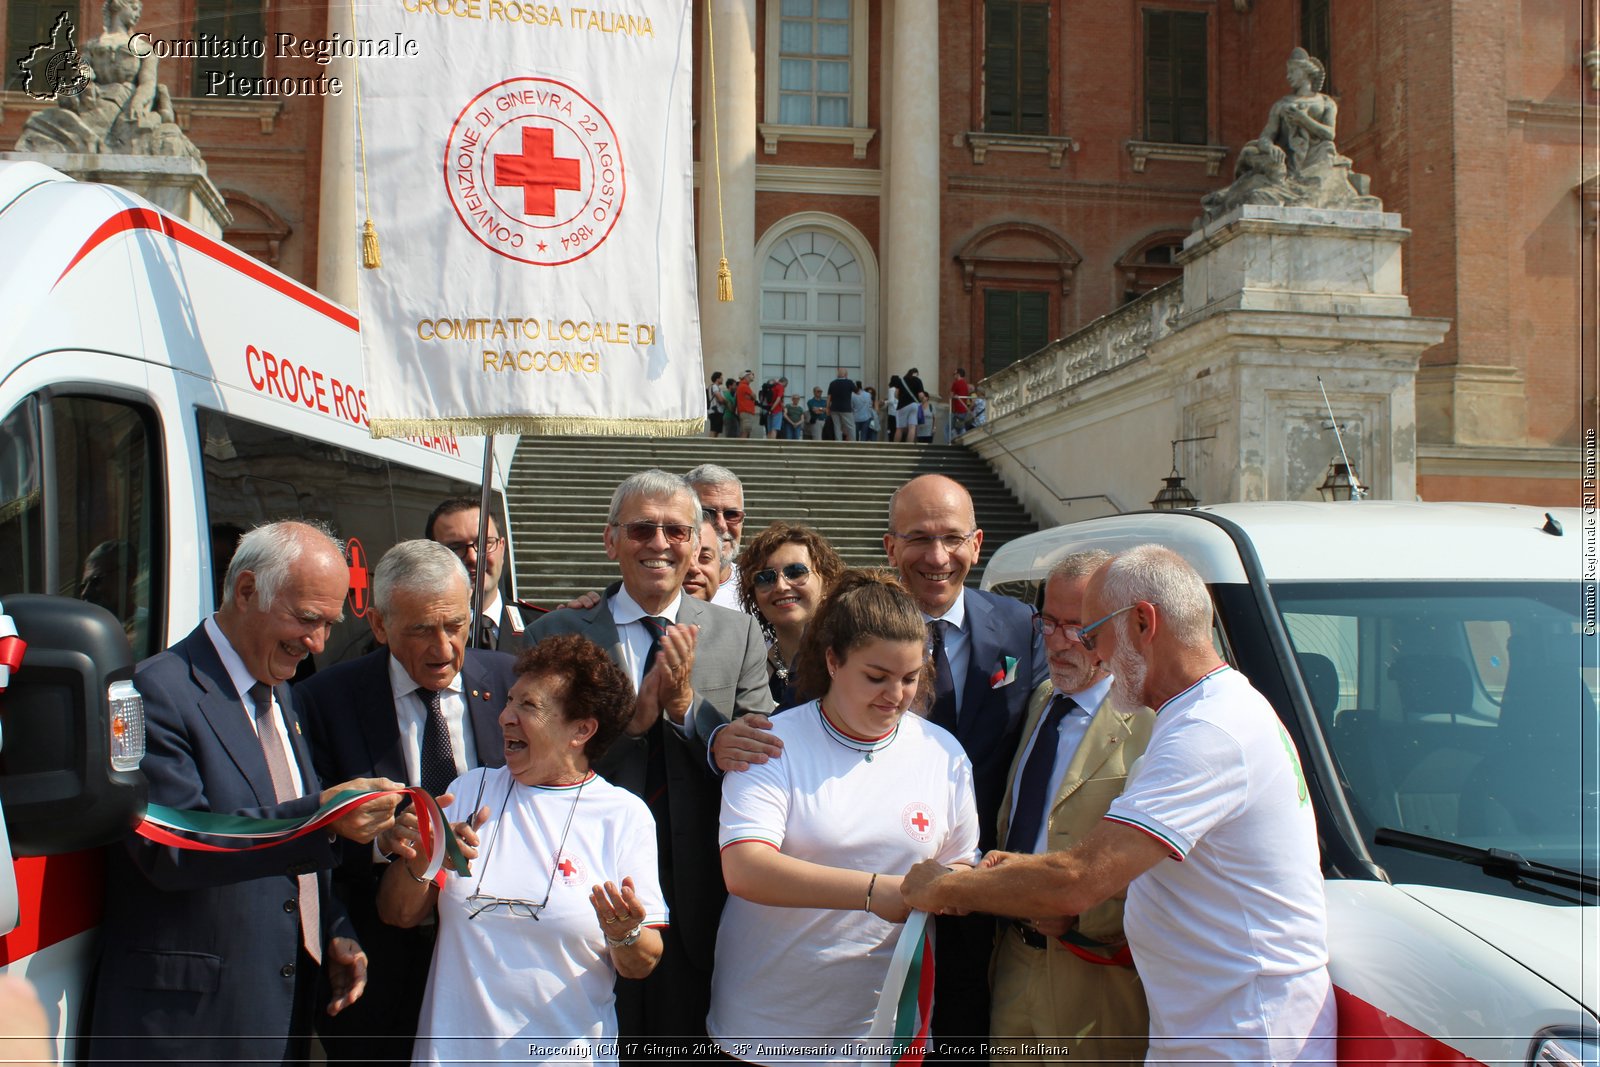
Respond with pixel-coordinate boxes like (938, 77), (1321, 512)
(108, 679), (145, 771)
(1531, 1029), (1599, 1066)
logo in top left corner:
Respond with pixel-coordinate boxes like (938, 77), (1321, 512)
(15, 10), (90, 102)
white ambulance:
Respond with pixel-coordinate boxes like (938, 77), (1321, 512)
(982, 501), (1597, 1064)
(0, 159), (515, 1055)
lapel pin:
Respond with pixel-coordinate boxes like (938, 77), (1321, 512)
(294, 722), (302, 735)
(472, 689), (480, 698)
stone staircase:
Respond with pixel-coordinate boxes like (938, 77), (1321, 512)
(505, 436), (1041, 608)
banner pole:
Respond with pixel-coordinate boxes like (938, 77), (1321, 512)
(471, 434), (496, 650)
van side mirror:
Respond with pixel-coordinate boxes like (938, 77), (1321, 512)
(0, 595), (147, 856)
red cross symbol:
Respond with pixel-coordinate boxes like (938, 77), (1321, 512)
(911, 810), (930, 833)
(558, 858), (577, 877)
(493, 126), (581, 218)
(345, 538), (369, 618)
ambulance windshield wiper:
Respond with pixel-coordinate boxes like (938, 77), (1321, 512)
(1374, 827), (1598, 898)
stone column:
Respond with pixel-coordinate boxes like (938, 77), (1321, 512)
(315, 0), (357, 308)
(882, 0), (940, 382)
(697, 0), (758, 377)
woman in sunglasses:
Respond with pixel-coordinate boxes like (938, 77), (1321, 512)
(379, 634), (665, 1066)
(708, 569), (979, 1062)
(737, 522), (846, 710)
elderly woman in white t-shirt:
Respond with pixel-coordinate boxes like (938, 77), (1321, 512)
(708, 570), (979, 1063)
(378, 634), (666, 1067)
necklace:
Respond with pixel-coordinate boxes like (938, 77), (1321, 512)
(818, 702), (899, 763)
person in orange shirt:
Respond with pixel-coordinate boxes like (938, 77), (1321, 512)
(734, 370), (759, 438)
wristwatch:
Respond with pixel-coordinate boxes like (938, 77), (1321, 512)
(606, 924), (644, 948)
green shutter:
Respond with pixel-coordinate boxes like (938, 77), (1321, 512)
(1018, 4), (1050, 134)
(1018, 292), (1050, 356)
(193, 0), (265, 90)
(1173, 12), (1207, 145)
(1144, 10), (1208, 145)
(985, 1), (1019, 132)
(7, 0), (66, 93)
(984, 290), (1019, 377)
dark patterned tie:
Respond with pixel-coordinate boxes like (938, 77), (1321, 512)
(477, 615), (499, 650)
(640, 616), (673, 821)
(419, 688), (457, 798)
(1005, 694), (1077, 854)
(248, 682), (322, 964)
(639, 616), (671, 681)
(928, 619), (957, 730)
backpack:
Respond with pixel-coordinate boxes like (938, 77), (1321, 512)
(758, 383), (775, 410)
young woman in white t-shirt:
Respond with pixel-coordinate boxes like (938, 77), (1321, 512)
(708, 570), (980, 1063)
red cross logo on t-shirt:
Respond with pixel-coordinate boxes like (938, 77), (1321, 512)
(902, 803), (935, 842)
(493, 126), (581, 217)
(555, 850), (586, 886)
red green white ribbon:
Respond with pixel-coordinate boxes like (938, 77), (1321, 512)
(869, 908), (935, 1064)
(136, 787), (468, 880)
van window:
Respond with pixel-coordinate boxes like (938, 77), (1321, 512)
(1275, 581), (1596, 893)
(0, 393), (162, 660)
(0, 396), (43, 595)
(196, 410), (482, 671)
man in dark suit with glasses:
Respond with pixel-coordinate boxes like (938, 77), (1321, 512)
(524, 469), (771, 1060)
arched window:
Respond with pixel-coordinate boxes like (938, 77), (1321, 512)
(1116, 232), (1186, 304)
(758, 223), (873, 396)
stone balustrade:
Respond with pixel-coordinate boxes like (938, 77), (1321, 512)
(982, 279), (1183, 422)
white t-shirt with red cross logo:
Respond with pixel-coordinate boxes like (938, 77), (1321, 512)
(414, 766), (667, 1066)
(709, 701), (978, 1061)
(1104, 667), (1334, 1064)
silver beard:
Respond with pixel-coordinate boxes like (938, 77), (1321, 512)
(1107, 619), (1148, 708)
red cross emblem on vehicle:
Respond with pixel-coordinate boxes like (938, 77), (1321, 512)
(345, 538), (369, 618)
(902, 803), (935, 842)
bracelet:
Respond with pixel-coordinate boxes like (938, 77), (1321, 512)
(606, 924), (644, 948)
(864, 872), (878, 913)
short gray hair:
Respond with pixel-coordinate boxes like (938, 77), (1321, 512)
(684, 463), (743, 495)
(224, 520), (344, 610)
(1048, 549), (1113, 585)
(1098, 545), (1213, 647)
(373, 540), (470, 618)
(608, 469), (701, 527)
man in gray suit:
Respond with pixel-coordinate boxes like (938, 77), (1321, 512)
(525, 469), (771, 1059)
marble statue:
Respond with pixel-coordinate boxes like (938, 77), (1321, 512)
(1200, 48), (1379, 223)
(15, 0), (201, 159)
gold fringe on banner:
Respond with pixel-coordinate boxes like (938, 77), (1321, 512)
(706, 0), (732, 301)
(370, 415), (711, 440)
(351, 0), (380, 270)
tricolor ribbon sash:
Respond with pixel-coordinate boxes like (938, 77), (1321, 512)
(136, 787), (468, 880)
(869, 909), (935, 1064)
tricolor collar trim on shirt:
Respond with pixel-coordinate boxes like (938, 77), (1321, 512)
(1155, 664), (1232, 716)
(527, 771), (598, 792)
(818, 705), (900, 751)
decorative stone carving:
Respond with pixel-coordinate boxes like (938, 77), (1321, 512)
(1199, 48), (1378, 224)
(15, 0), (202, 160)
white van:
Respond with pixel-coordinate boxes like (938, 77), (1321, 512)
(0, 159), (515, 1055)
(982, 501), (1597, 1063)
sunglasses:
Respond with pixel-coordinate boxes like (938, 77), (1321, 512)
(612, 521), (695, 544)
(753, 562), (812, 588)
(703, 507), (746, 525)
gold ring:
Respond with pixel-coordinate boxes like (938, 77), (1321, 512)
(604, 915), (619, 924)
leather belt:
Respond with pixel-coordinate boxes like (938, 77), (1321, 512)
(1011, 921), (1047, 950)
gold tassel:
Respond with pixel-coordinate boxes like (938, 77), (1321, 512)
(717, 256), (732, 302)
(361, 218), (382, 269)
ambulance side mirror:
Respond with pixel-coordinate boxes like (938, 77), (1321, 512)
(0, 595), (147, 856)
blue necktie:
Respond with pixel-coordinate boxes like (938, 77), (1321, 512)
(1005, 694), (1076, 853)
(928, 619), (957, 730)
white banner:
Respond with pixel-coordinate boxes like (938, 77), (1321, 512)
(353, 1), (703, 438)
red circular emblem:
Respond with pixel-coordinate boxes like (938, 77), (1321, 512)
(345, 537), (369, 618)
(901, 803), (935, 843)
(555, 850), (586, 887)
(443, 77), (625, 265)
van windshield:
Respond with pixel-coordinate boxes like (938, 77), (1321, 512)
(1274, 581), (1597, 898)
